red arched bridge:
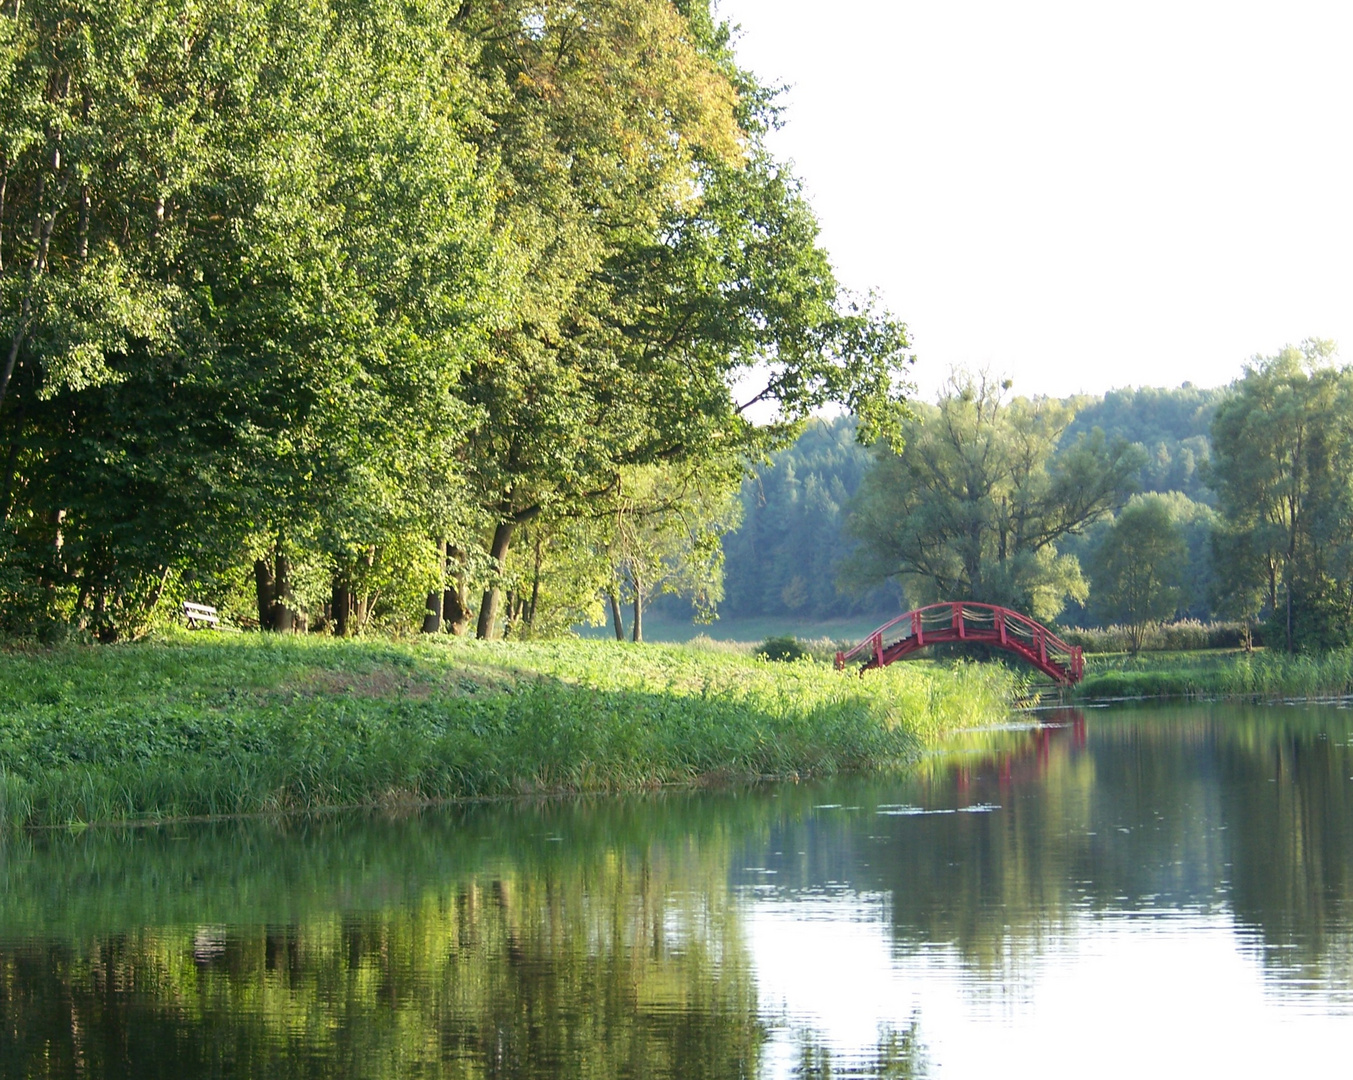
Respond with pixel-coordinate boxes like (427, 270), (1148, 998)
(834, 602), (1085, 685)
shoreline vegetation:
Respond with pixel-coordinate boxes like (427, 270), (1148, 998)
(0, 634), (1017, 829)
(1075, 648), (1353, 702)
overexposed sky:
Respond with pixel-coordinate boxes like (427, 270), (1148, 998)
(716, 0), (1353, 400)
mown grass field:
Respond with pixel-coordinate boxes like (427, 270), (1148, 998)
(1077, 647), (1353, 700)
(0, 632), (1018, 828)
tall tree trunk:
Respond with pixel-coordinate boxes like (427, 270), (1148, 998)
(526, 533), (543, 628)
(631, 569), (643, 643)
(422, 538), (447, 633)
(92, 581), (113, 643)
(254, 559), (275, 630)
(444, 544), (471, 636)
(74, 564), (91, 631)
(352, 547), (377, 633)
(272, 551), (295, 633)
(144, 565), (171, 618)
(331, 575), (351, 637)
(608, 588), (626, 641)
(476, 521), (515, 640)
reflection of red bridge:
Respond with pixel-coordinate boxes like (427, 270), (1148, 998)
(957, 708), (1088, 794)
(834, 602), (1085, 685)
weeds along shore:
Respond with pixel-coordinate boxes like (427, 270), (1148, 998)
(0, 634), (1018, 828)
(1077, 648), (1353, 701)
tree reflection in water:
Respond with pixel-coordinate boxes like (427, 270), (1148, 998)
(0, 797), (766, 1079)
(4, 703), (1353, 1078)
(741, 705), (1353, 996)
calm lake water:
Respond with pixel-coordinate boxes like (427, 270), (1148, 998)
(3, 702), (1353, 1078)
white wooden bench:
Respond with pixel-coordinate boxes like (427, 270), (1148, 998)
(183, 601), (220, 629)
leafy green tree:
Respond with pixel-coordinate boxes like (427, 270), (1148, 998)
(606, 462), (742, 642)
(0, 0), (913, 642)
(1208, 341), (1353, 651)
(844, 371), (1142, 622)
(0, 0), (503, 639)
(1088, 494), (1188, 652)
(455, 0), (913, 638)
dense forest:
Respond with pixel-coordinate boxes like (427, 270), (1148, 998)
(718, 417), (897, 623)
(0, 0), (912, 643)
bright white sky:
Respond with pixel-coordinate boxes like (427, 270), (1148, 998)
(716, 0), (1353, 401)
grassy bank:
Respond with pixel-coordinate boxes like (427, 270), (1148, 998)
(0, 633), (1018, 828)
(1078, 648), (1353, 700)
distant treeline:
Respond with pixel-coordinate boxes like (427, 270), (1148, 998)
(715, 383), (1220, 626)
(719, 345), (1353, 654)
(718, 419), (897, 623)
(1062, 383), (1223, 503)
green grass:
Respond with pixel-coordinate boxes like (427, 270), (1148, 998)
(1077, 647), (1353, 700)
(0, 631), (1018, 828)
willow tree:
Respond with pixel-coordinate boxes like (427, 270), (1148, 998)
(845, 371), (1142, 622)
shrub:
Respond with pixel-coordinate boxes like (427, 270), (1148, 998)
(756, 635), (809, 662)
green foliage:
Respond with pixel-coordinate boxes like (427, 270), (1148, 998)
(1077, 647), (1353, 700)
(0, 0), (916, 643)
(0, 633), (1017, 826)
(0, 0), (504, 639)
(844, 371), (1142, 622)
(1208, 341), (1353, 652)
(1057, 620), (1260, 654)
(1063, 384), (1224, 502)
(719, 416), (899, 623)
(1087, 494), (1189, 651)
(756, 635), (808, 662)
(453, 0), (914, 638)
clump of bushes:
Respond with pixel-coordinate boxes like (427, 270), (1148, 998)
(756, 635), (809, 662)
(1057, 620), (1261, 654)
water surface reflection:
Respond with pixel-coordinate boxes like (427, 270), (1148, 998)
(2, 703), (1352, 1077)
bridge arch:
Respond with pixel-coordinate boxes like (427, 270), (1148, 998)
(834, 602), (1084, 685)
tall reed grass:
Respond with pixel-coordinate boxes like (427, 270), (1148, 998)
(0, 633), (1018, 827)
(1078, 648), (1353, 700)
(1058, 620), (1259, 654)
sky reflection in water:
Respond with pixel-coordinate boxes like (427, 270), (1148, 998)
(747, 704), (1353, 1077)
(2, 702), (1353, 1078)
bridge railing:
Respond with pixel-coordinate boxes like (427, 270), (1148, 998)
(834, 601), (1084, 682)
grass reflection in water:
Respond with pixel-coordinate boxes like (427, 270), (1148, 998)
(4, 704), (1353, 1078)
